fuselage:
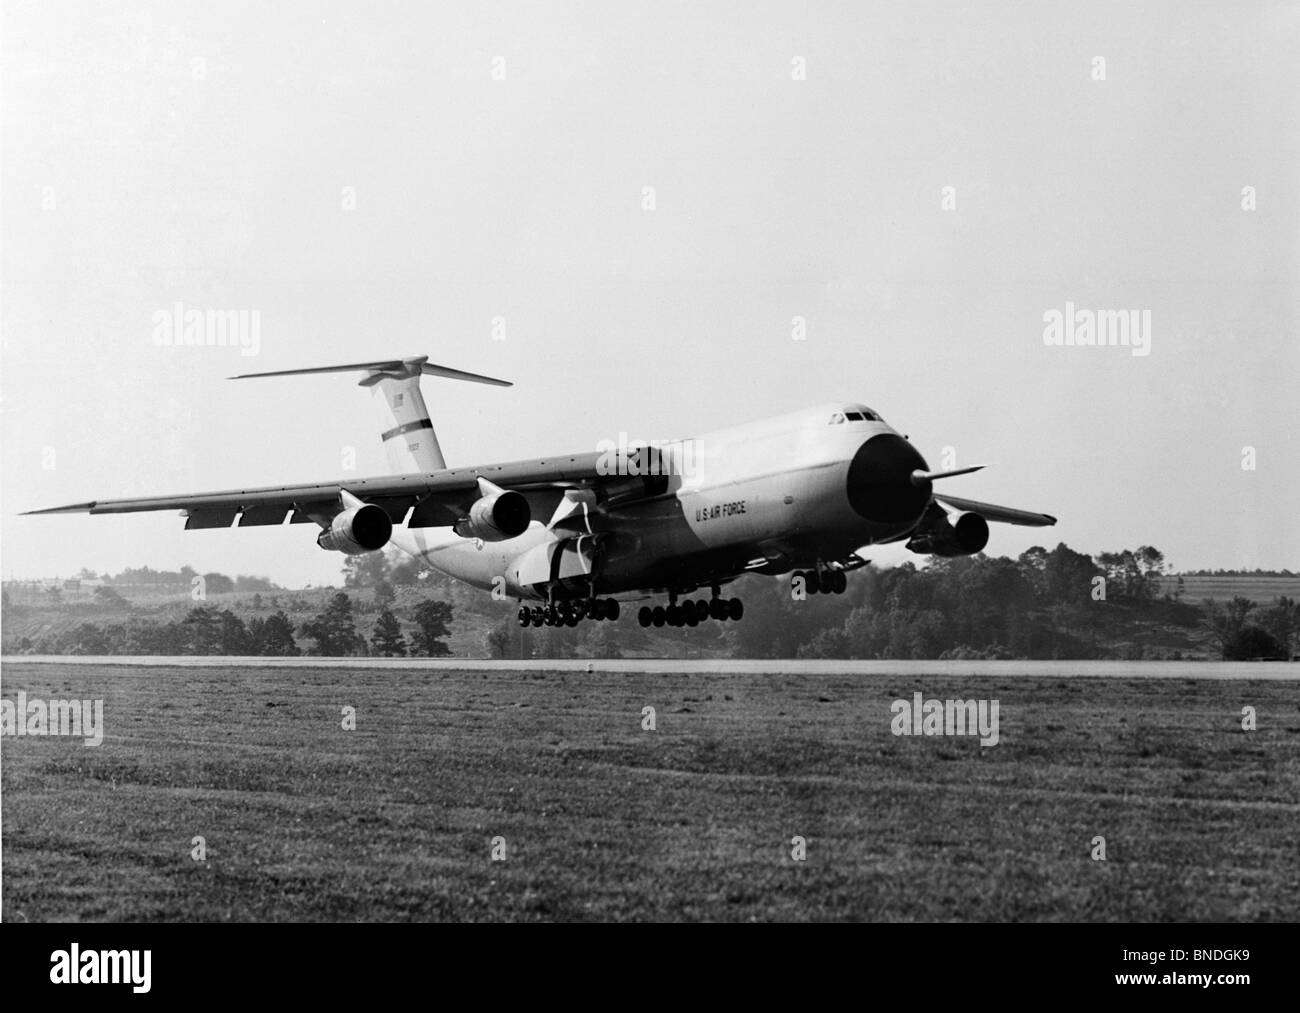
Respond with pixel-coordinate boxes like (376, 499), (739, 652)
(391, 402), (932, 602)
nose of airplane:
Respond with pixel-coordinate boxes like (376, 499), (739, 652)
(847, 433), (931, 523)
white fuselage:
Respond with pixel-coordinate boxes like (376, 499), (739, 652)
(390, 403), (927, 602)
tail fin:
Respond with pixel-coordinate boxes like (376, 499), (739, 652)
(231, 356), (511, 472)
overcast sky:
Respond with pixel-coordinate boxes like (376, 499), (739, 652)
(3, 0), (1297, 587)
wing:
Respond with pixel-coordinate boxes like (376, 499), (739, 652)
(933, 494), (1056, 527)
(23, 450), (669, 530)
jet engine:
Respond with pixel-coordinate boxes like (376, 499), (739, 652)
(316, 502), (393, 554)
(905, 509), (989, 557)
(453, 488), (531, 541)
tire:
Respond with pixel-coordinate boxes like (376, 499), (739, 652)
(638, 606), (652, 628)
(606, 599), (620, 621)
(652, 606), (666, 628)
(728, 597), (744, 621)
(709, 598), (726, 621)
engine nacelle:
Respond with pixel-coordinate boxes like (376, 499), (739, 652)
(453, 489), (531, 541)
(316, 503), (393, 554)
(905, 509), (990, 557)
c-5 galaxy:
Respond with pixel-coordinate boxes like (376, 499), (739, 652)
(27, 357), (1056, 629)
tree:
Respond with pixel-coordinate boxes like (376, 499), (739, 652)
(410, 599), (453, 657)
(300, 592), (362, 656)
(183, 606), (222, 654)
(94, 585), (130, 609)
(371, 609), (407, 657)
(1224, 626), (1284, 661)
(68, 623), (111, 655)
(251, 611), (300, 656)
(1256, 596), (1299, 660)
(374, 579), (396, 611)
(202, 572), (236, 595)
(216, 610), (253, 654)
(1203, 596), (1257, 658)
(342, 551), (392, 589)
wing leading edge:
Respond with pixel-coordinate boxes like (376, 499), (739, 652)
(933, 493), (1057, 527)
(22, 451), (624, 530)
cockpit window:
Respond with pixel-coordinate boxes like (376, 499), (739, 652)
(844, 411), (864, 421)
(862, 410), (879, 421)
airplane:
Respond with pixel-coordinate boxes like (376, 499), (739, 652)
(25, 356), (1056, 629)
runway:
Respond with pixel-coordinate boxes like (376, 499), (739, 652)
(6, 656), (1299, 680)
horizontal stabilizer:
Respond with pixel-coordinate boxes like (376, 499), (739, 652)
(230, 355), (510, 387)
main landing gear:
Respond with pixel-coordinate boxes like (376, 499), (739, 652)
(636, 588), (743, 628)
(794, 568), (847, 595)
(517, 598), (622, 628)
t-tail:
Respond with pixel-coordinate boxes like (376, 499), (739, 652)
(230, 356), (511, 473)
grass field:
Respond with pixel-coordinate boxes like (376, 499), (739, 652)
(3, 661), (1298, 921)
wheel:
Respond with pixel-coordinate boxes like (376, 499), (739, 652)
(709, 598), (726, 621)
(589, 598), (605, 620)
(652, 606), (666, 628)
(728, 597), (744, 621)
(565, 611), (580, 628)
(544, 606), (557, 626)
(638, 606), (652, 628)
(804, 570), (820, 594)
(517, 607), (530, 627)
(685, 606), (699, 627)
(832, 570), (847, 594)
(605, 598), (620, 621)
(667, 605), (682, 627)
(531, 607), (544, 627)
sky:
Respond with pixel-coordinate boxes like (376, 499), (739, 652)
(2, 0), (1297, 588)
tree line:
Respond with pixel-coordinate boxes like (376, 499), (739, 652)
(3, 592), (454, 658)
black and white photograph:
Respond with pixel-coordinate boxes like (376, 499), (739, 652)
(1, 0), (1297, 972)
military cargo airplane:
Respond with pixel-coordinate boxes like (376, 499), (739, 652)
(26, 357), (1056, 628)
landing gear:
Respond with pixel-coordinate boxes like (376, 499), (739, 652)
(640, 590), (745, 627)
(795, 568), (847, 595)
(521, 597), (622, 628)
(533, 588), (746, 630)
